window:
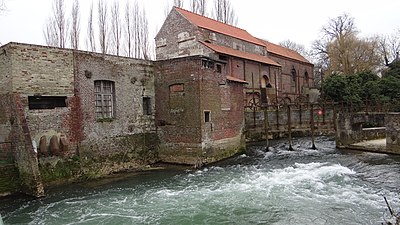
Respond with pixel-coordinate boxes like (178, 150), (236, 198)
(216, 64), (222, 73)
(291, 67), (297, 82)
(28, 96), (67, 110)
(202, 59), (214, 69)
(204, 111), (210, 123)
(170, 84), (184, 92)
(304, 71), (309, 87)
(143, 97), (152, 115)
(95, 80), (115, 118)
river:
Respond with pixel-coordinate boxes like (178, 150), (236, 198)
(1, 136), (400, 225)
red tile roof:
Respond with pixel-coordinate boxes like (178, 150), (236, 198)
(226, 76), (248, 84)
(175, 7), (265, 47)
(200, 41), (281, 67)
(261, 40), (311, 64)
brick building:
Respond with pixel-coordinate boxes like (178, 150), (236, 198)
(0, 7), (314, 196)
(156, 7), (314, 106)
(154, 7), (314, 164)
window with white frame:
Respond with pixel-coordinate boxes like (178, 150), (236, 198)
(94, 80), (115, 119)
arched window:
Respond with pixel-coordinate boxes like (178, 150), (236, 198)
(261, 75), (270, 88)
(291, 67), (297, 82)
(94, 80), (115, 119)
(304, 71), (309, 87)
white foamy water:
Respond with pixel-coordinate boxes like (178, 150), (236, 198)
(1, 137), (400, 224)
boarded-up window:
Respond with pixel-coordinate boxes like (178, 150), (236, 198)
(169, 83), (185, 112)
(28, 96), (67, 110)
(95, 80), (115, 119)
(220, 85), (231, 110)
(170, 83), (184, 92)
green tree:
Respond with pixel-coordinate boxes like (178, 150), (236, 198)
(379, 60), (400, 110)
(321, 71), (381, 104)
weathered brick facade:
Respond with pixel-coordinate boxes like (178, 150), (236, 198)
(0, 7), (315, 196)
(155, 56), (245, 165)
(156, 7), (315, 105)
(0, 43), (159, 196)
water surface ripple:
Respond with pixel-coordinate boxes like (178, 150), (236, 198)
(1, 137), (400, 225)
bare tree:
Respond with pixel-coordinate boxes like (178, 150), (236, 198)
(378, 30), (400, 66)
(312, 13), (381, 75)
(86, 2), (96, 52)
(279, 40), (307, 55)
(43, 18), (59, 47)
(54, 0), (67, 48)
(43, 0), (68, 48)
(190, 0), (207, 15)
(98, 0), (108, 54)
(70, 0), (80, 50)
(139, 7), (150, 60)
(125, 1), (151, 59)
(125, 1), (134, 57)
(174, 0), (184, 8)
(212, 0), (237, 25)
(110, 1), (122, 56)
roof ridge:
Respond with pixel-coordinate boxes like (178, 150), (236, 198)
(174, 7), (248, 32)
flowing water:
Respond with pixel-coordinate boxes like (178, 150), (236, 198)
(1, 136), (400, 225)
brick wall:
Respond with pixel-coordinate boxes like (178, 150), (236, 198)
(74, 52), (157, 160)
(8, 43), (74, 96)
(155, 56), (245, 165)
(269, 53), (314, 99)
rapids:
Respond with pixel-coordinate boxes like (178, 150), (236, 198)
(1, 136), (400, 224)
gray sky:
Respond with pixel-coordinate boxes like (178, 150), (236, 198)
(0, 0), (399, 50)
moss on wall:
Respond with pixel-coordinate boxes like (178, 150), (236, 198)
(0, 165), (21, 195)
(38, 133), (160, 186)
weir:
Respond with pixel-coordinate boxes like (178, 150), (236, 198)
(244, 95), (336, 150)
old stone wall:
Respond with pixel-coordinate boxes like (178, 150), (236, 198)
(336, 112), (386, 148)
(73, 52), (157, 162)
(0, 43), (160, 195)
(156, 9), (203, 60)
(200, 29), (266, 56)
(0, 93), (44, 197)
(0, 45), (12, 94)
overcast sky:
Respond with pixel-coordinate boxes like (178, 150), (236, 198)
(0, 0), (399, 50)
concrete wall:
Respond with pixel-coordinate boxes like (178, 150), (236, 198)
(336, 112), (386, 148)
(386, 113), (400, 153)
